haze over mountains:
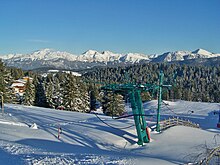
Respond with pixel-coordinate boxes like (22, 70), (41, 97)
(1, 48), (220, 70)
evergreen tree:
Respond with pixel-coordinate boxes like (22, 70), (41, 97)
(84, 63), (220, 103)
(23, 79), (35, 105)
(102, 91), (125, 116)
(63, 74), (90, 112)
(141, 91), (152, 102)
(45, 80), (54, 108)
(0, 60), (15, 103)
(34, 76), (48, 107)
(0, 60), (5, 94)
(3, 69), (15, 103)
(88, 84), (100, 111)
(10, 68), (24, 80)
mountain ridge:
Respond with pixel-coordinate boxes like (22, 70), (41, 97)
(1, 48), (220, 70)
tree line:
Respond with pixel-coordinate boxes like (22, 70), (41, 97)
(83, 63), (220, 103)
(0, 60), (90, 113)
(1, 59), (219, 117)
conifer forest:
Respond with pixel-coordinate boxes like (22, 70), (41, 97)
(1, 59), (220, 117)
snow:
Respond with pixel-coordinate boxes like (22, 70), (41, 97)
(62, 71), (82, 76)
(1, 48), (149, 64)
(48, 69), (60, 73)
(78, 50), (122, 62)
(120, 53), (149, 63)
(11, 82), (25, 87)
(0, 100), (219, 164)
(30, 123), (38, 129)
(1, 49), (77, 62)
(153, 48), (220, 62)
(192, 48), (212, 55)
(2, 48), (220, 69)
(44, 70), (81, 77)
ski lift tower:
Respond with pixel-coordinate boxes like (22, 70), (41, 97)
(101, 72), (171, 145)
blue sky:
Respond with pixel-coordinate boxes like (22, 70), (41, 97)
(0, 0), (220, 55)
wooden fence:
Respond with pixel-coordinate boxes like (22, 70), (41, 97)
(160, 117), (200, 131)
(160, 118), (220, 164)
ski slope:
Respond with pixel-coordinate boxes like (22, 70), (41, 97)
(0, 100), (219, 165)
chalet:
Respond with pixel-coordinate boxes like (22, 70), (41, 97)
(11, 77), (33, 96)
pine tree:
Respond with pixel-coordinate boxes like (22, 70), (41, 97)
(88, 84), (100, 111)
(45, 81), (54, 108)
(102, 91), (125, 116)
(34, 76), (48, 107)
(23, 79), (35, 106)
(63, 74), (90, 112)
(10, 68), (24, 80)
(0, 60), (15, 103)
(53, 77), (62, 109)
(0, 60), (5, 94)
(78, 80), (90, 112)
(141, 91), (152, 102)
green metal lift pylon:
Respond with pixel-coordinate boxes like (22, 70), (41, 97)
(156, 72), (163, 132)
(129, 90), (149, 145)
(156, 72), (172, 132)
(100, 71), (172, 145)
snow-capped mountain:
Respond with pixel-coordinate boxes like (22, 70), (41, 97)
(2, 48), (77, 61)
(152, 49), (220, 62)
(1, 49), (151, 70)
(77, 50), (122, 63)
(119, 53), (149, 63)
(1, 48), (220, 70)
(1, 49), (78, 70)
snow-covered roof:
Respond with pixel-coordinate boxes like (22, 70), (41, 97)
(11, 82), (25, 87)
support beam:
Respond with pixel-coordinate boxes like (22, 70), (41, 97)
(156, 72), (163, 132)
(129, 90), (149, 145)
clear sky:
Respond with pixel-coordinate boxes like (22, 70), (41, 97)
(0, 0), (220, 55)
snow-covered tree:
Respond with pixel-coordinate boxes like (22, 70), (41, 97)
(34, 76), (48, 107)
(63, 74), (89, 112)
(0, 60), (15, 103)
(23, 79), (35, 106)
(102, 91), (125, 117)
(88, 84), (100, 111)
(45, 80), (54, 108)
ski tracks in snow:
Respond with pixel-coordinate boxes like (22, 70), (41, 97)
(0, 140), (132, 165)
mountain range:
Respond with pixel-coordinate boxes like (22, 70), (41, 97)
(1, 48), (220, 70)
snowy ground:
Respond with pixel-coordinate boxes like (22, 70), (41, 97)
(0, 100), (219, 165)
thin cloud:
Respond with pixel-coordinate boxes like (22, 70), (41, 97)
(27, 39), (50, 43)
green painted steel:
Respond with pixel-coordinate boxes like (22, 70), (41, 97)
(134, 90), (149, 144)
(156, 72), (164, 132)
(100, 71), (171, 145)
(129, 90), (149, 145)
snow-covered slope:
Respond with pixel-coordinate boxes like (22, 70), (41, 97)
(0, 100), (219, 164)
(1, 48), (220, 70)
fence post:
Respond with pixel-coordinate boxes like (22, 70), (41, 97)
(0, 92), (4, 116)
(57, 124), (62, 139)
